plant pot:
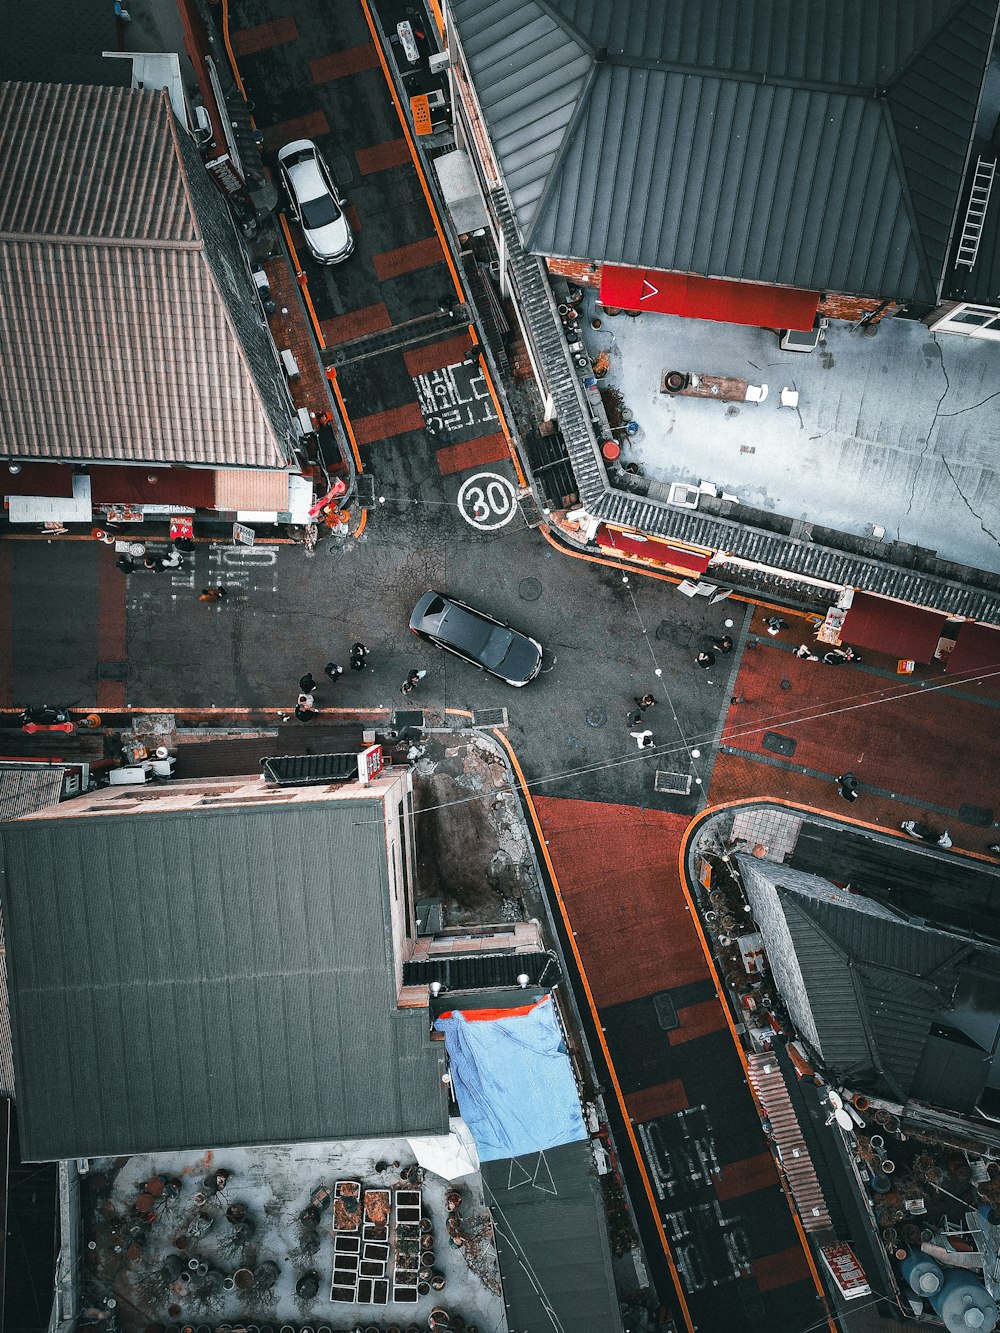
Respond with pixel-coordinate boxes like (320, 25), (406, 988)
(853, 1094), (870, 1112)
(417, 1283), (430, 1296)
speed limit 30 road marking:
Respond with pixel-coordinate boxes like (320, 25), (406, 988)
(457, 472), (519, 530)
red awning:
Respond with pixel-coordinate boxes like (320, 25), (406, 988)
(945, 621), (1000, 676)
(600, 266), (820, 331)
(840, 592), (948, 664)
(596, 525), (711, 574)
(2, 463), (76, 498)
(89, 466), (217, 507)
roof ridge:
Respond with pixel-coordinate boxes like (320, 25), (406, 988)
(523, 62), (598, 252)
(532, 0), (597, 55)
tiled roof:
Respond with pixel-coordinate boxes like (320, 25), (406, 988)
(0, 768), (64, 822)
(452, 0), (1000, 302)
(0, 81), (295, 469)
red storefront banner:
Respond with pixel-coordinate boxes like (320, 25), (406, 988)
(820, 1243), (871, 1300)
(89, 466), (216, 508)
(1, 463), (75, 498)
(945, 621), (1000, 676)
(600, 265), (820, 331)
(596, 524), (711, 575)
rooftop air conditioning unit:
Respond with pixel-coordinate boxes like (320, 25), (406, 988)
(429, 51), (450, 75)
(780, 327), (821, 352)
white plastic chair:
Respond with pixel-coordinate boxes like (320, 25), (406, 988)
(745, 384), (768, 404)
(780, 386), (799, 409)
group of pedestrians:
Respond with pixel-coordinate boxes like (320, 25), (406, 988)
(290, 645), (370, 720)
(627, 693), (657, 749)
(695, 634), (734, 670)
(116, 545), (186, 575)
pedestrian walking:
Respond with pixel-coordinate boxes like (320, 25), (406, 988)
(400, 668), (427, 695)
(115, 555), (135, 574)
(629, 728), (654, 749)
(297, 692), (315, 709)
(730, 695), (747, 705)
(350, 642), (369, 671)
(143, 556), (161, 573)
(114, 0), (131, 20)
(794, 644), (819, 661)
(823, 647), (861, 664)
(627, 708), (644, 728)
(199, 586), (226, 603)
(299, 673), (317, 693)
(696, 650), (716, 669)
(634, 694), (656, 711)
(294, 703), (318, 722)
(324, 662), (343, 681)
(160, 548), (183, 570)
(711, 635), (734, 654)
(836, 772), (860, 802)
(765, 616), (787, 636)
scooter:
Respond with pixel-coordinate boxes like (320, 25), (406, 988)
(901, 820), (952, 849)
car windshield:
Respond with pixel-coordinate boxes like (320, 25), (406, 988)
(479, 625), (515, 669)
(301, 193), (342, 229)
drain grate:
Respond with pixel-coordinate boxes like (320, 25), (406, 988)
(473, 707), (508, 729)
(355, 474), (376, 504)
(959, 804), (993, 827)
(655, 771), (692, 795)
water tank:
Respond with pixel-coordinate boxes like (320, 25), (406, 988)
(929, 1271), (998, 1331)
(899, 1251), (944, 1296)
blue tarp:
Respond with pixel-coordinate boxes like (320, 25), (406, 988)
(434, 998), (588, 1162)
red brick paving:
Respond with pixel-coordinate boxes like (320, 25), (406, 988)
(667, 997), (728, 1045)
(373, 236), (443, 282)
(232, 15), (297, 54)
(623, 1079), (689, 1124)
(403, 333), (472, 378)
(712, 607), (1000, 852)
(752, 1246), (813, 1292)
(351, 402), (425, 445)
(263, 111), (330, 155)
(320, 302), (391, 346)
(713, 1152), (779, 1201)
(309, 44), (379, 82)
(435, 433), (509, 476)
(534, 798), (705, 1008)
(96, 544), (126, 710)
(356, 138), (412, 175)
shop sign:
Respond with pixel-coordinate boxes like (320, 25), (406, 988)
(357, 744), (383, 785)
(232, 522), (255, 547)
(205, 153), (245, 197)
(820, 1243), (870, 1300)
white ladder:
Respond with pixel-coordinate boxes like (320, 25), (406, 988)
(956, 156), (996, 269)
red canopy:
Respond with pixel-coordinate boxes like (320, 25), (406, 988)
(596, 525), (711, 574)
(840, 592), (948, 664)
(89, 466), (216, 507)
(945, 621), (1000, 676)
(1, 463), (75, 498)
(600, 266), (820, 331)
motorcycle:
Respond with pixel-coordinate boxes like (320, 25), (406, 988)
(901, 820), (952, 849)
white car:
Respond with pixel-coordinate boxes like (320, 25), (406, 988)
(277, 140), (353, 265)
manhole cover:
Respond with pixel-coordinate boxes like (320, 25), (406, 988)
(762, 731), (797, 757)
(586, 707), (607, 728)
(330, 154), (354, 187)
(518, 577), (542, 601)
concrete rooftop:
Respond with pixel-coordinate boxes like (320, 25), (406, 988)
(580, 296), (1000, 577)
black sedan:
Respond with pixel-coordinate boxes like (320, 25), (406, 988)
(409, 591), (543, 687)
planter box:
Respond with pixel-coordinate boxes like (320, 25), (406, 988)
(363, 1189), (391, 1228)
(333, 1180), (362, 1232)
(333, 1234), (360, 1254)
(329, 1283), (355, 1303)
(393, 1284), (419, 1303)
(362, 1242), (390, 1263)
(372, 1278), (389, 1305)
(360, 1260), (388, 1278)
(356, 1277), (374, 1304)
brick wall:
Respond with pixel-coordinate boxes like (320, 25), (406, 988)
(546, 257), (602, 288)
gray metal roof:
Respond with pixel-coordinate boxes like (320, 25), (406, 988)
(0, 768), (64, 823)
(739, 857), (1000, 1104)
(482, 1140), (623, 1333)
(0, 81), (295, 469)
(453, 0), (1000, 302)
(0, 801), (448, 1161)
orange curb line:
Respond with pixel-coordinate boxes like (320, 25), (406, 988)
(219, 0), (247, 97)
(327, 368), (364, 474)
(443, 707), (474, 719)
(492, 728), (696, 1333)
(676, 803), (841, 1333)
(352, 508), (368, 538)
(426, 0), (444, 40)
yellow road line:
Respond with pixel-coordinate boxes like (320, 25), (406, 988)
(491, 728), (696, 1333)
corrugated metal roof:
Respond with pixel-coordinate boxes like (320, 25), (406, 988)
(0, 801), (448, 1161)
(0, 768), (64, 822)
(453, 0), (1000, 301)
(0, 81), (294, 469)
(482, 1139), (623, 1333)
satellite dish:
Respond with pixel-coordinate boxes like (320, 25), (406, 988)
(828, 1090), (844, 1110)
(835, 1108), (854, 1131)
